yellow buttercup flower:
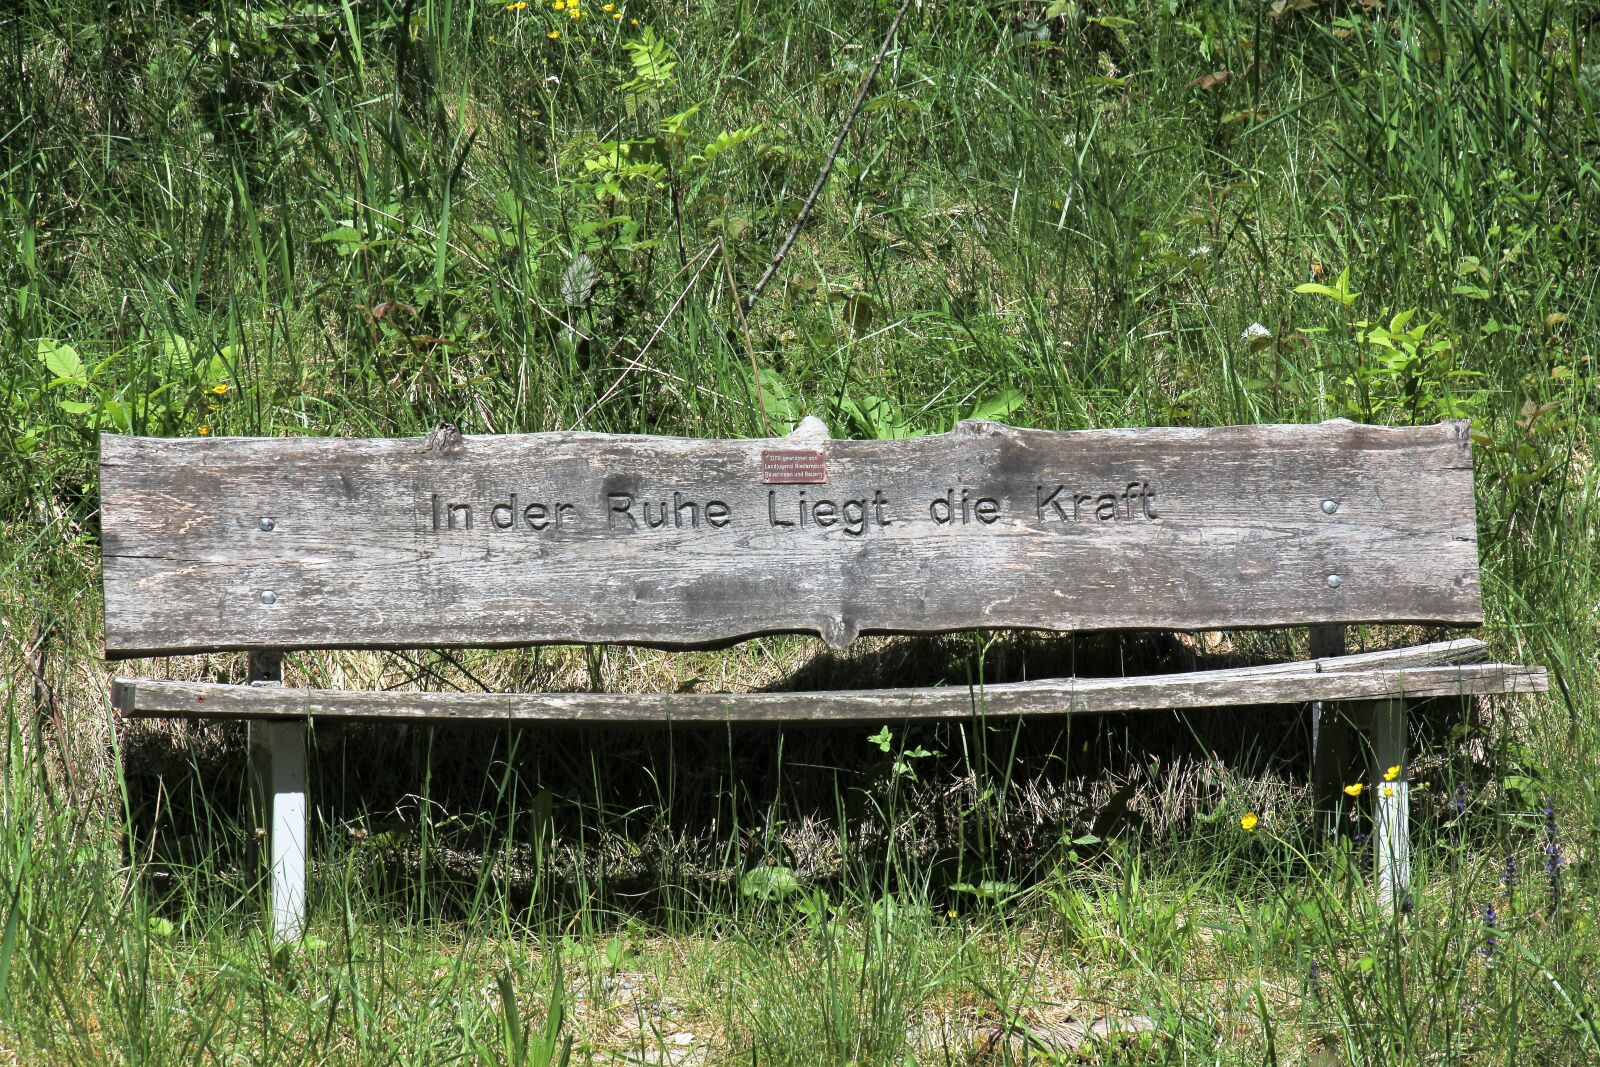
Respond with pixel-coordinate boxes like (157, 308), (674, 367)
(197, 426), (212, 436)
(612, 12), (621, 17)
(553, 0), (564, 8)
(211, 383), (229, 395)
(1381, 785), (1395, 798)
(1343, 782), (1363, 797)
(1384, 765), (1401, 782)
(629, 17), (638, 24)
(602, 2), (614, 9)
(505, 1), (527, 9)
(1240, 812), (1259, 831)
(547, 29), (560, 37)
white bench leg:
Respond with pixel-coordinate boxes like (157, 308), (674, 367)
(247, 652), (307, 942)
(1308, 625), (1351, 838)
(1369, 697), (1409, 912)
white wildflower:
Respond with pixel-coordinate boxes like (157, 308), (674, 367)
(1241, 322), (1273, 350)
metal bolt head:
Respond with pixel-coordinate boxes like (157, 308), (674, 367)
(1325, 574), (1342, 589)
(1320, 499), (1339, 515)
(260, 590), (278, 605)
(259, 517), (276, 531)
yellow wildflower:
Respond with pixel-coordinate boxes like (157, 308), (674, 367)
(1240, 812), (1259, 831)
(569, 6), (581, 16)
(630, 17), (638, 24)
(612, 12), (621, 17)
(602, 2), (614, 8)
(1384, 764), (1401, 782)
(553, 0), (564, 8)
(211, 383), (229, 395)
(1381, 785), (1395, 798)
(1343, 782), (1363, 797)
(505, 1), (527, 8)
(547, 29), (560, 37)
(197, 426), (212, 436)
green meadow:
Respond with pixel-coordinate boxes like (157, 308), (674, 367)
(3, 0), (1598, 1061)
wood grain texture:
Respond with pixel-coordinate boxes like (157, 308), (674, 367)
(110, 665), (1545, 722)
(100, 419), (1482, 656)
(113, 642), (1544, 723)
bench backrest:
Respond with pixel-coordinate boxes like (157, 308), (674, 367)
(99, 419), (1481, 658)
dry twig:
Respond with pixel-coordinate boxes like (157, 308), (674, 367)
(741, 0), (915, 313)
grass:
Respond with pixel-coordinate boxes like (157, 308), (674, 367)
(2, 0), (1599, 1061)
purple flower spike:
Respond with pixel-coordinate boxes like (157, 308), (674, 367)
(1544, 798), (1564, 919)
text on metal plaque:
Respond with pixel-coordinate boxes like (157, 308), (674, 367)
(761, 449), (828, 485)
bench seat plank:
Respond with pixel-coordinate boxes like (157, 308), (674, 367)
(113, 654), (1544, 724)
(101, 420), (1482, 656)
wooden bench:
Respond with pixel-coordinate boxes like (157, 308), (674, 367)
(101, 418), (1545, 939)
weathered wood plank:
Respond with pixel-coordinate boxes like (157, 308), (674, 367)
(100, 419), (1482, 656)
(112, 661), (1544, 723)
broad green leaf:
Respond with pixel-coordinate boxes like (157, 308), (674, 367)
(755, 368), (799, 432)
(740, 865), (801, 901)
(102, 398), (132, 433)
(1293, 283), (1342, 298)
(1294, 267), (1359, 305)
(315, 226), (366, 256)
(315, 226), (363, 244)
(158, 333), (194, 374)
(38, 338), (86, 384)
(469, 223), (518, 248)
(204, 354), (231, 388)
(967, 389), (1025, 422)
(839, 394), (916, 439)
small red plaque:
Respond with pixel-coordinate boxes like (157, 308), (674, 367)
(761, 449), (827, 484)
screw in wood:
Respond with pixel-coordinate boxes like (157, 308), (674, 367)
(260, 590), (278, 605)
(1321, 499), (1339, 515)
(1325, 574), (1342, 588)
(259, 517), (276, 531)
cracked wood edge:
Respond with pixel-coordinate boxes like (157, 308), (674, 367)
(114, 660), (1544, 725)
